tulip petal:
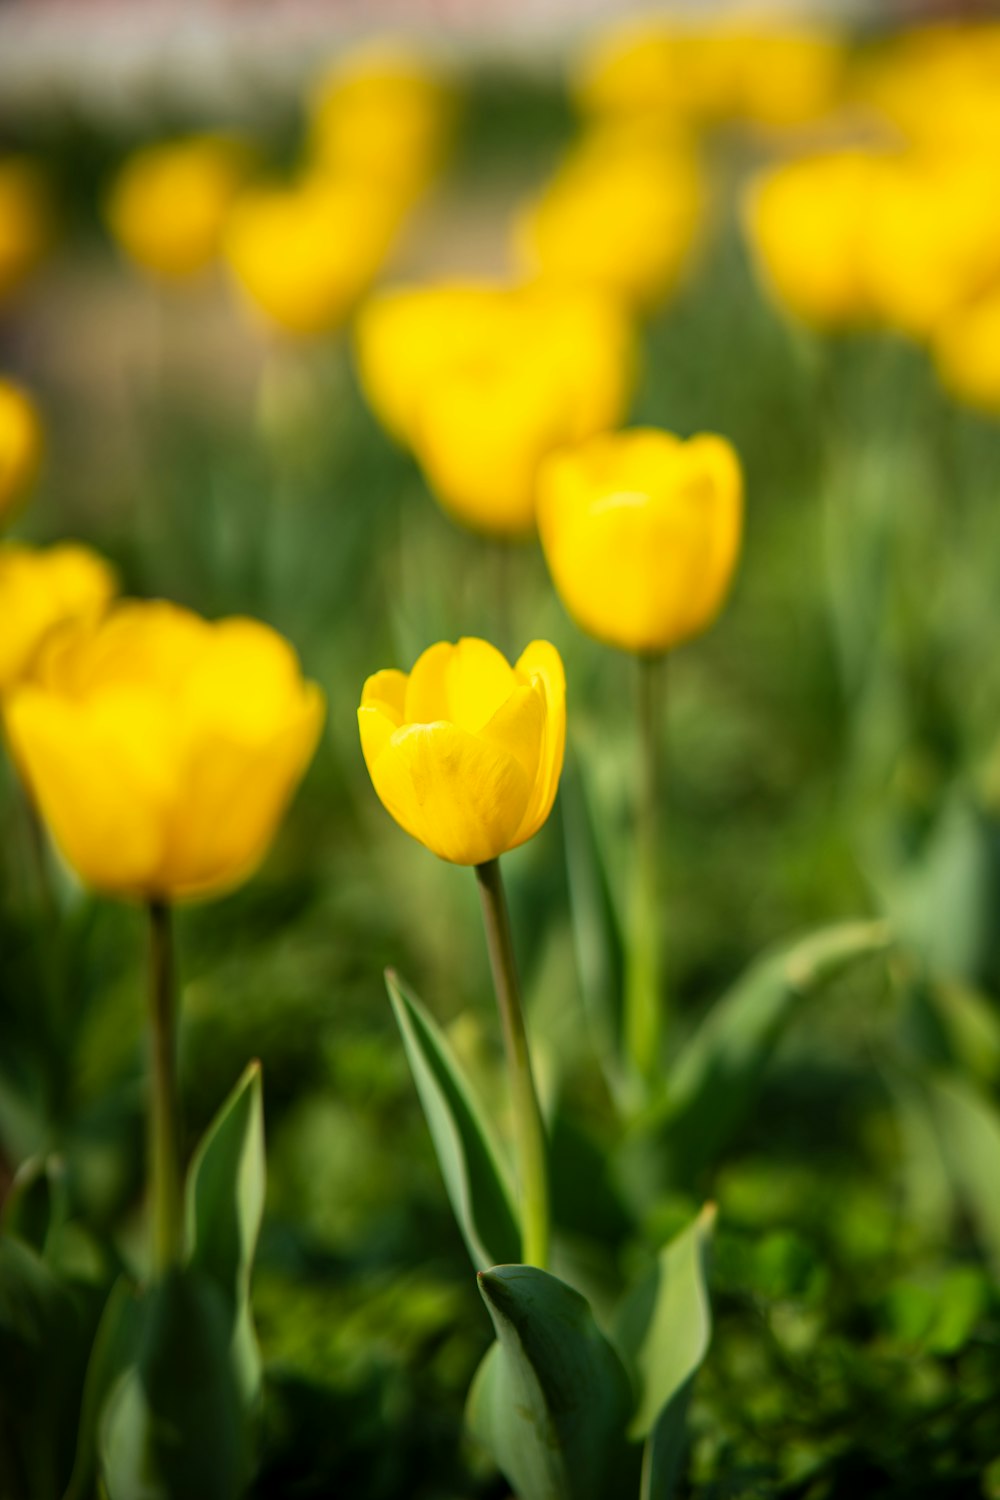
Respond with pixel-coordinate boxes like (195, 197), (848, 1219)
(162, 683), (326, 899)
(405, 637), (516, 733)
(368, 721), (531, 865)
(511, 641), (566, 846)
(478, 682), (545, 785)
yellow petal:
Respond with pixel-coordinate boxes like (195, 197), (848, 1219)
(367, 720), (531, 865)
(512, 640), (566, 846)
(161, 683), (325, 899)
(404, 637), (517, 733)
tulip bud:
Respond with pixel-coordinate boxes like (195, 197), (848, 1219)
(537, 428), (742, 655)
(358, 637), (565, 865)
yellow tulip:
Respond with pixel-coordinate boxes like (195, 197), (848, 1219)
(744, 150), (883, 330)
(307, 44), (453, 206)
(0, 542), (117, 694)
(862, 25), (1000, 154)
(224, 175), (399, 337)
(516, 129), (704, 311)
(0, 380), (43, 524)
(106, 136), (252, 282)
(6, 601), (325, 901)
(355, 282), (636, 536)
(730, 28), (845, 130)
(358, 637), (565, 866)
(934, 290), (1000, 416)
(537, 428), (742, 655)
(0, 157), (53, 304)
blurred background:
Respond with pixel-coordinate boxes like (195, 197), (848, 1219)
(3, 2), (1000, 1497)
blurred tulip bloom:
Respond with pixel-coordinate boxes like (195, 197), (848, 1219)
(516, 128), (704, 312)
(0, 380), (43, 525)
(538, 428), (742, 656)
(355, 281), (636, 535)
(6, 601), (324, 901)
(0, 542), (116, 695)
(935, 290), (1000, 416)
(0, 156), (53, 304)
(307, 44), (454, 208)
(225, 175), (399, 337)
(106, 136), (252, 282)
(359, 637), (565, 866)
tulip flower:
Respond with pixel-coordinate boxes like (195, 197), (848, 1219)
(537, 428), (743, 655)
(0, 156), (53, 304)
(0, 542), (117, 696)
(7, 599), (323, 1273)
(0, 380), (43, 525)
(515, 129), (704, 313)
(307, 44), (454, 208)
(538, 427), (742, 1097)
(358, 637), (565, 867)
(7, 600), (325, 902)
(355, 281), (636, 535)
(224, 176), (399, 337)
(105, 136), (252, 282)
(359, 636), (565, 1267)
(744, 150), (883, 331)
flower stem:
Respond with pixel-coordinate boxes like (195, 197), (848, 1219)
(625, 653), (665, 1096)
(148, 899), (183, 1275)
(475, 857), (550, 1269)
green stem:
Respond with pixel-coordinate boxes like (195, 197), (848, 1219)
(625, 653), (665, 1095)
(148, 900), (183, 1275)
(475, 857), (550, 1269)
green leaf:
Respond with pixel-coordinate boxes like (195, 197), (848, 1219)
(386, 969), (520, 1271)
(185, 1060), (265, 1405)
(468, 1264), (637, 1500)
(2, 1153), (69, 1255)
(99, 1267), (250, 1500)
(646, 921), (891, 1185)
(614, 1203), (715, 1441)
(63, 1278), (143, 1500)
(925, 1071), (1000, 1279)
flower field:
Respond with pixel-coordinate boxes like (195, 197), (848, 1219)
(2, 13), (1000, 1499)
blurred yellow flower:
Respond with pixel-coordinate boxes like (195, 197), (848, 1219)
(0, 542), (116, 695)
(744, 150), (882, 330)
(516, 129), (704, 311)
(106, 136), (252, 282)
(6, 601), (324, 901)
(0, 157), (53, 304)
(537, 428), (742, 655)
(0, 380), (43, 524)
(862, 25), (1000, 154)
(355, 281), (636, 536)
(225, 176), (398, 337)
(934, 290), (1000, 415)
(573, 20), (844, 130)
(863, 154), (1000, 340)
(358, 637), (565, 866)
(307, 44), (454, 206)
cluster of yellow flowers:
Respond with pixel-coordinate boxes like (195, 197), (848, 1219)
(103, 45), (453, 338)
(744, 22), (1000, 415)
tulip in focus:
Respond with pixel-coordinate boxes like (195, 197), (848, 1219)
(355, 281), (636, 535)
(6, 601), (325, 900)
(307, 44), (453, 208)
(537, 428), (742, 655)
(225, 176), (399, 337)
(0, 380), (43, 524)
(516, 129), (704, 312)
(358, 637), (565, 865)
(0, 542), (116, 695)
(0, 156), (53, 304)
(106, 136), (252, 282)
